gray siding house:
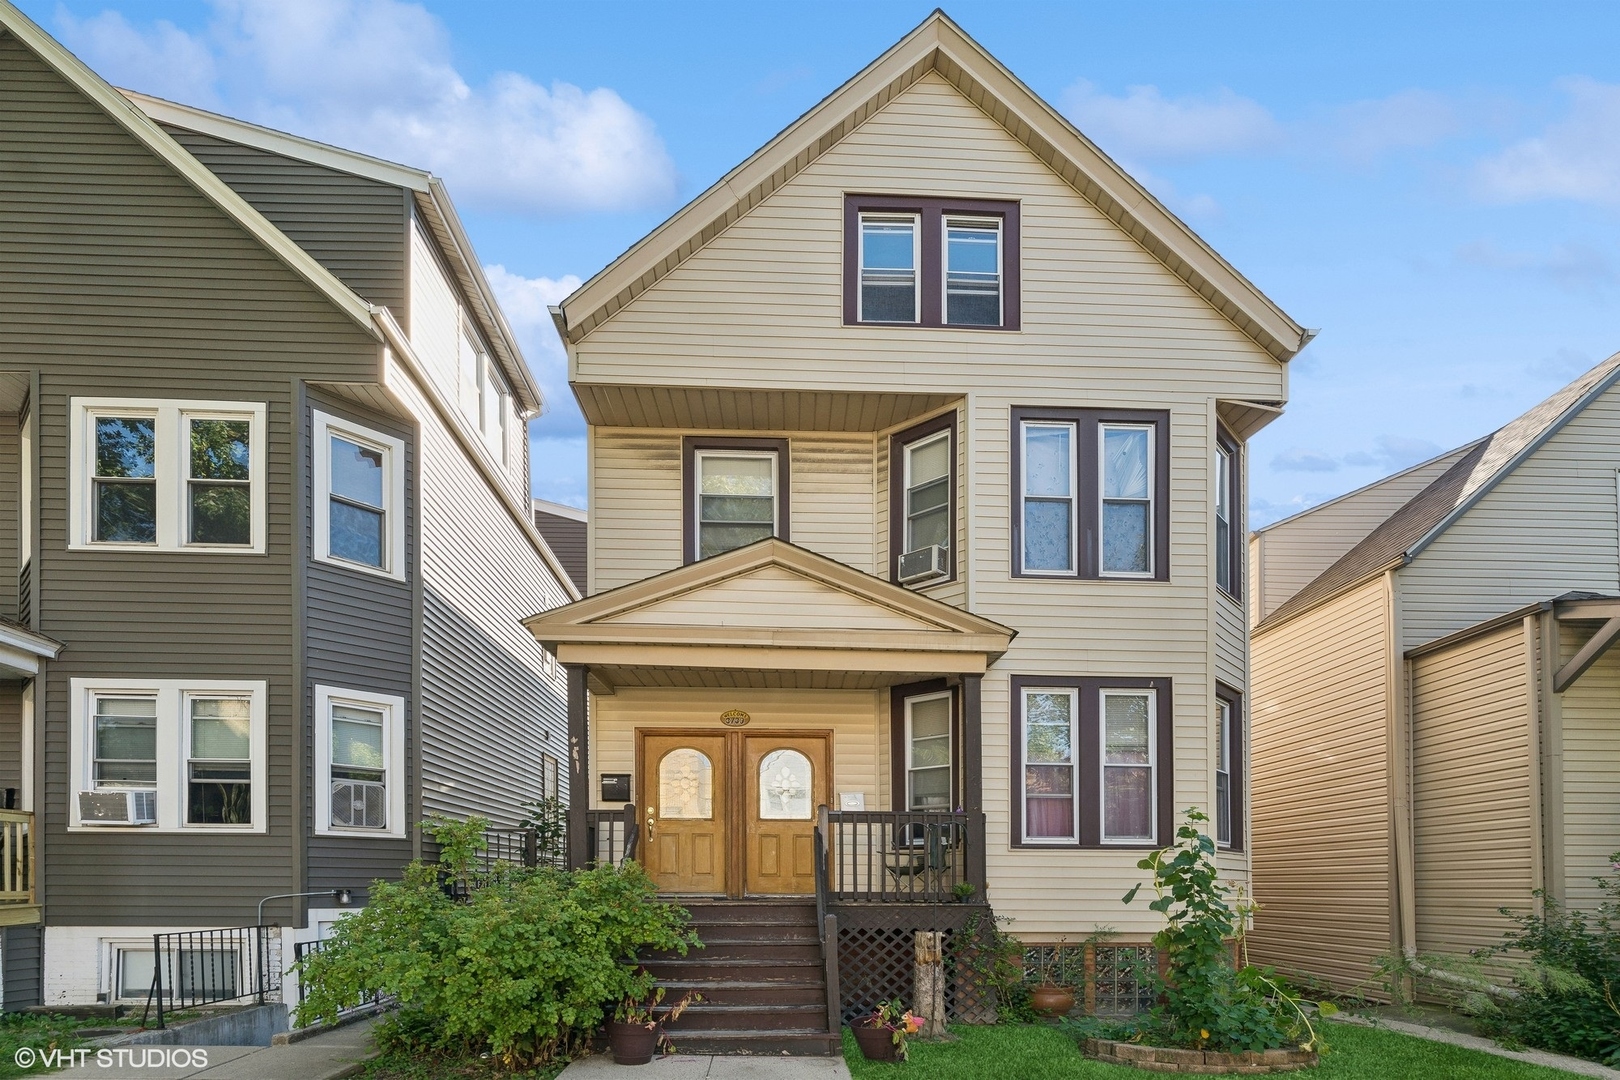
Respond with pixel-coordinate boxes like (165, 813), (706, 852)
(0, 3), (573, 1008)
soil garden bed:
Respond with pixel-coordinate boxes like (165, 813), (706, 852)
(1083, 1038), (1319, 1074)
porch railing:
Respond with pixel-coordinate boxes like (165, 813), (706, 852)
(480, 805), (638, 875)
(142, 924), (274, 1029)
(293, 939), (382, 1013)
(585, 804), (639, 867)
(0, 810), (34, 904)
(816, 807), (986, 904)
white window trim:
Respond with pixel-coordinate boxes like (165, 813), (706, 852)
(1019, 421), (1078, 576)
(857, 212), (922, 324)
(941, 215), (1004, 327)
(68, 678), (267, 833)
(182, 690), (257, 829)
(69, 398), (267, 554)
(314, 685), (406, 839)
(693, 449), (780, 557)
(1098, 422), (1156, 580)
(312, 410), (407, 582)
(903, 431), (951, 556)
(106, 939), (158, 1003)
(904, 690), (953, 812)
(1215, 698), (1233, 848)
(1100, 688), (1157, 845)
(1020, 686), (1079, 845)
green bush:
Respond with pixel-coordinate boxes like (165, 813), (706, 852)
(1123, 809), (1321, 1053)
(1471, 855), (1620, 1066)
(296, 818), (697, 1068)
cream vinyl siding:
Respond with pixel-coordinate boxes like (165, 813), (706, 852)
(1215, 594), (1246, 691)
(1249, 447), (1470, 623)
(590, 429), (879, 594)
(1409, 622), (1536, 961)
(605, 565), (934, 631)
(1401, 388), (1620, 650)
(589, 687), (885, 811)
(572, 73), (1281, 402)
(1249, 577), (1391, 991)
(1557, 627), (1620, 911)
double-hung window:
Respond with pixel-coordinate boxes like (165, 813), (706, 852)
(1012, 408), (1170, 581)
(73, 400), (266, 552)
(316, 686), (406, 838)
(683, 438), (789, 563)
(71, 678), (266, 832)
(905, 692), (953, 811)
(1012, 676), (1172, 847)
(859, 214), (920, 323)
(313, 411), (406, 580)
(891, 414), (956, 586)
(1214, 689), (1243, 850)
(845, 197), (1020, 329)
(1215, 430), (1242, 599)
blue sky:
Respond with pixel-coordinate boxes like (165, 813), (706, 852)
(27, 0), (1620, 523)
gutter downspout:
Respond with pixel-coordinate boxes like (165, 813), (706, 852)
(1401, 952), (1520, 1000)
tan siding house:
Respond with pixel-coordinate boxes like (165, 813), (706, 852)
(527, 11), (1307, 1049)
(1250, 353), (1620, 995)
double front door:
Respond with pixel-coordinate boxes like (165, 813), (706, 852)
(638, 729), (830, 897)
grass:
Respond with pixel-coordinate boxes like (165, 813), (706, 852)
(841, 1019), (1593, 1079)
(0, 1012), (129, 1079)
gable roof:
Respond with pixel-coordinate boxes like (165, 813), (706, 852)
(554, 9), (1309, 362)
(1258, 350), (1620, 633)
(0, 1), (381, 345)
(120, 90), (543, 416)
(525, 537), (1015, 661)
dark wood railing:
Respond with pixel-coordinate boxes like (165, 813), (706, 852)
(586, 803), (640, 867)
(817, 807), (986, 904)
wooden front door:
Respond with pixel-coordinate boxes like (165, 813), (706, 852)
(744, 734), (829, 896)
(641, 733), (728, 895)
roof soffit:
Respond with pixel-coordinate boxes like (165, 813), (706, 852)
(558, 11), (1306, 362)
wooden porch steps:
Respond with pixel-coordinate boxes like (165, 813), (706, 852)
(641, 899), (839, 1056)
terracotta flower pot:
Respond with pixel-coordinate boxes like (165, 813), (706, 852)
(607, 1020), (660, 1066)
(1030, 984), (1076, 1018)
(851, 1020), (903, 1062)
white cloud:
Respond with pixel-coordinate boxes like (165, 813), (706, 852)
(1332, 89), (1460, 164)
(1474, 77), (1620, 206)
(1270, 448), (1339, 473)
(1528, 347), (1595, 382)
(56, 0), (677, 216)
(1342, 435), (1443, 471)
(1456, 240), (1613, 293)
(54, 8), (220, 106)
(484, 265), (583, 432)
(1062, 79), (1281, 164)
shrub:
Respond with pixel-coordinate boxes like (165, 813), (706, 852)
(1469, 855), (1620, 1066)
(296, 818), (697, 1067)
(1123, 809), (1321, 1053)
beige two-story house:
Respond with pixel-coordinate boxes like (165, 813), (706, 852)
(527, 11), (1309, 1051)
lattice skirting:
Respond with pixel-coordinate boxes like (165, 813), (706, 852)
(1023, 942), (1158, 1016)
(834, 924), (999, 1026)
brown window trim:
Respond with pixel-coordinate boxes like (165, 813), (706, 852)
(1009, 675), (1174, 850)
(1215, 683), (1244, 853)
(1216, 425), (1242, 601)
(681, 436), (791, 565)
(843, 194), (1021, 330)
(890, 679), (958, 812)
(889, 411), (958, 586)
(1009, 407), (1171, 581)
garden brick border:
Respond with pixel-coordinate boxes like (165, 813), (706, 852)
(1083, 1039), (1319, 1074)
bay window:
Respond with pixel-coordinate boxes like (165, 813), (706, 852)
(1215, 688), (1243, 850)
(905, 692), (953, 811)
(313, 410), (406, 580)
(1012, 407), (1170, 581)
(1012, 676), (1173, 848)
(1215, 429), (1242, 598)
(890, 413), (956, 586)
(316, 686), (406, 838)
(683, 437), (790, 563)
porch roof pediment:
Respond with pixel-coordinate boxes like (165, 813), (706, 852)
(524, 539), (1014, 671)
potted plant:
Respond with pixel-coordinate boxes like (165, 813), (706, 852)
(1029, 942), (1076, 1018)
(952, 881), (977, 903)
(608, 986), (698, 1066)
(850, 999), (921, 1062)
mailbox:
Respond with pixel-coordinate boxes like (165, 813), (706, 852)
(599, 773), (632, 803)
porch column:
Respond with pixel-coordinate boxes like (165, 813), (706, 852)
(961, 673), (986, 894)
(566, 663), (589, 870)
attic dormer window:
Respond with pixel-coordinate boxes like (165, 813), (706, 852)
(844, 196), (1020, 330)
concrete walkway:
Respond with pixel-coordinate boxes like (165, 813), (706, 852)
(1332, 1014), (1620, 1078)
(560, 1053), (852, 1079)
(49, 1017), (376, 1079)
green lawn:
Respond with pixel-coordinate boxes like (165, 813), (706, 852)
(842, 1020), (1590, 1080)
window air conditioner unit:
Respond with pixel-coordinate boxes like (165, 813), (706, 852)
(898, 544), (948, 585)
(332, 781), (386, 830)
(78, 790), (157, 826)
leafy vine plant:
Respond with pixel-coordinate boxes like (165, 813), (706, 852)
(1123, 808), (1328, 1054)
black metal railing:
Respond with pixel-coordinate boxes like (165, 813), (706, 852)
(142, 925), (273, 1029)
(817, 808), (986, 904)
(478, 828), (565, 872)
(293, 939), (382, 1013)
(477, 806), (637, 879)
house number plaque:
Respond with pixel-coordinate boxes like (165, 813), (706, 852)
(720, 709), (751, 727)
